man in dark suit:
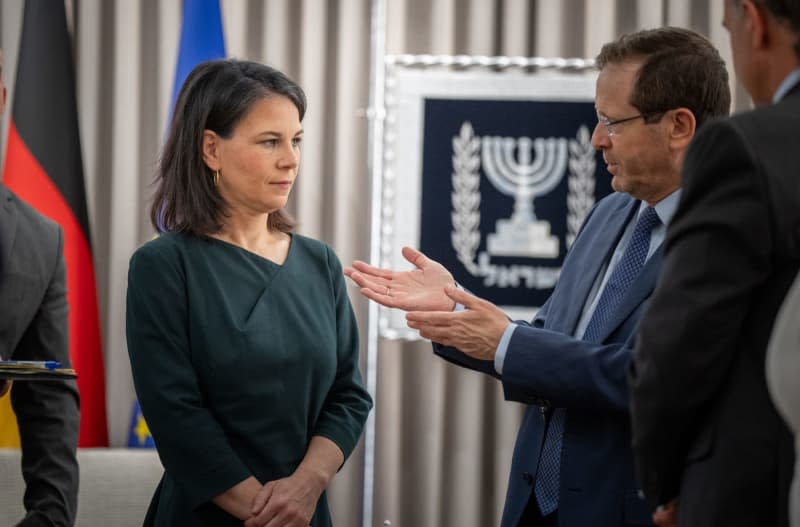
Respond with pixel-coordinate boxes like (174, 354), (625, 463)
(0, 48), (79, 527)
(346, 28), (730, 527)
(630, 2), (800, 527)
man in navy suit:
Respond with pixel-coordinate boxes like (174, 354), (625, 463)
(346, 28), (729, 527)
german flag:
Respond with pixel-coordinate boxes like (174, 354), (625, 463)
(2, 0), (108, 446)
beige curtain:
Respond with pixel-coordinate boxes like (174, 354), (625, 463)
(0, 1), (747, 525)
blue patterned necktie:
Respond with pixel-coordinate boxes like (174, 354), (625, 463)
(533, 206), (661, 515)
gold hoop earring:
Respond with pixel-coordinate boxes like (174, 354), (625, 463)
(213, 170), (220, 186)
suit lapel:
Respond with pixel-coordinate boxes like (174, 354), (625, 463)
(549, 197), (639, 335)
(0, 186), (20, 357)
(0, 186), (18, 281)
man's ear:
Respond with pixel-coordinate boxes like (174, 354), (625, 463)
(202, 130), (221, 170)
(742, 0), (769, 50)
(668, 108), (696, 150)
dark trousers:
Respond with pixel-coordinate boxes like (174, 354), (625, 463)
(518, 496), (558, 527)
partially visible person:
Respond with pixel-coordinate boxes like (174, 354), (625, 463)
(347, 27), (730, 527)
(0, 47), (80, 527)
(630, 1), (800, 526)
(126, 59), (372, 527)
(768, 271), (800, 527)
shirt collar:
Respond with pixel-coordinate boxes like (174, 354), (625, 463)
(640, 188), (681, 227)
(773, 68), (800, 103)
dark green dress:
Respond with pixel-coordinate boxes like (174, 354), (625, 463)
(126, 233), (372, 526)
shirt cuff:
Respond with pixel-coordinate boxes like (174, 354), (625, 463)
(494, 323), (518, 375)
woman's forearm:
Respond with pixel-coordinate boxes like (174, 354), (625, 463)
(295, 435), (345, 491)
(212, 476), (263, 520)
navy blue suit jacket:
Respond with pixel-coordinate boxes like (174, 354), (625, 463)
(435, 192), (657, 527)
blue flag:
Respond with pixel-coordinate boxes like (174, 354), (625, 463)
(128, 0), (226, 448)
(170, 0), (227, 109)
(127, 400), (155, 448)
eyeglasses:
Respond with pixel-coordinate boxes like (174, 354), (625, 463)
(596, 112), (665, 136)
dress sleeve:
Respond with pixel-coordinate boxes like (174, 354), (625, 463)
(311, 247), (373, 461)
(126, 243), (251, 508)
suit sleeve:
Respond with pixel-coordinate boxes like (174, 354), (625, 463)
(126, 244), (252, 509)
(433, 342), (501, 378)
(11, 228), (79, 527)
(499, 322), (635, 412)
(630, 120), (771, 504)
(432, 302), (634, 413)
(311, 247), (373, 461)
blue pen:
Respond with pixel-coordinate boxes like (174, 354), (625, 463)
(0, 360), (62, 370)
(40, 361), (62, 370)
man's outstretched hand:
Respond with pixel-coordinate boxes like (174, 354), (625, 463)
(345, 246), (456, 312)
(406, 285), (509, 360)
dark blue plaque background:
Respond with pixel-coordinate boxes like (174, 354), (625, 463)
(419, 98), (613, 308)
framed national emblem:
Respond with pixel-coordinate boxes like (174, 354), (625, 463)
(378, 56), (614, 339)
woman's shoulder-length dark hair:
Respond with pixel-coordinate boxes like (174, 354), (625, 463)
(151, 59), (306, 236)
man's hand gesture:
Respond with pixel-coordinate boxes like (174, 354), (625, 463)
(345, 246), (456, 312)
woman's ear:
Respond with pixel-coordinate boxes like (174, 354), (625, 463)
(202, 130), (221, 170)
(669, 108), (696, 150)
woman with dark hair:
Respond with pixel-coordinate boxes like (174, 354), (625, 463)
(125, 59), (372, 527)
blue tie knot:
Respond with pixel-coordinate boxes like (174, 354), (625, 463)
(637, 206), (661, 234)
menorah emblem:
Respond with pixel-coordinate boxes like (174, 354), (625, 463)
(481, 135), (568, 258)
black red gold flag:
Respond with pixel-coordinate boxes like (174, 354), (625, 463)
(3, 0), (108, 446)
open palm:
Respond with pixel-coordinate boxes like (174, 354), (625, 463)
(344, 246), (455, 312)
